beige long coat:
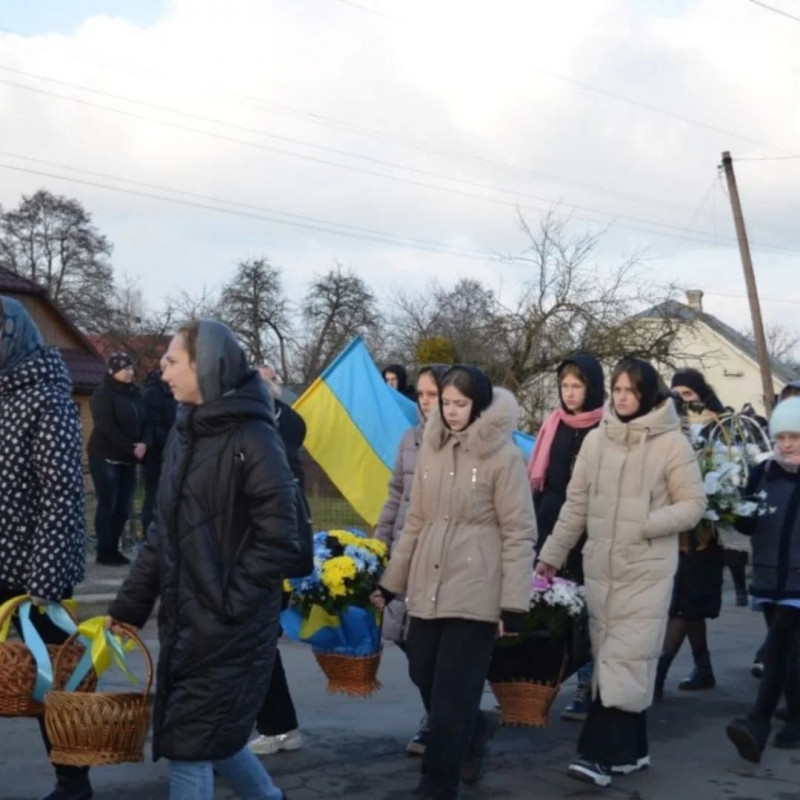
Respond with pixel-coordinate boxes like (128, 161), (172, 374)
(539, 399), (706, 712)
(381, 388), (536, 623)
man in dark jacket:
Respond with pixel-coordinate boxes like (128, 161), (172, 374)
(110, 320), (297, 799)
(0, 297), (92, 800)
(141, 369), (177, 534)
(87, 352), (149, 565)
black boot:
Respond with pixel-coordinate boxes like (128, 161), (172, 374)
(774, 720), (800, 749)
(39, 765), (92, 800)
(679, 651), (716, 691)
(726, 713), (771, 763)
(654, 654), (672, 700)
(460, 710), (500, 786)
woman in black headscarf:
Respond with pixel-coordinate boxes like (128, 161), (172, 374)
(109, 320), (299, 800)
(654, 368), (726, 699)
(537, 358), (706, 788)
(0, 296), (90, 800)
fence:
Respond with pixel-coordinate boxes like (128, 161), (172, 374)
(84, 454), (373, 556)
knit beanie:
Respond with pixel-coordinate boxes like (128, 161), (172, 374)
(107, 352), (133, 375)
(769, 397), (800, 438)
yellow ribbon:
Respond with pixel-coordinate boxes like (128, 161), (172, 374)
(299, 604), (341, 639)
(0, 595), (29, 643)
(76, 616), (138, 684)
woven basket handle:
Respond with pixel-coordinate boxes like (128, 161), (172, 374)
(52, 623), (153, 699)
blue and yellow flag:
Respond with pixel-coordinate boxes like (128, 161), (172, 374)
(293, 338), (417, 525)
(292, 338), (536, 526)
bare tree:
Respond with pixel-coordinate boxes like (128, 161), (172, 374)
(494, 210), (692, 426)
(219, 258), (293, 378)
(741, 322), (800, 371)
(296, 263), (379, 381)
(0, 189), (115, 330)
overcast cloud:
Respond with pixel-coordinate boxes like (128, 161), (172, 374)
(0, 0), (798, 341)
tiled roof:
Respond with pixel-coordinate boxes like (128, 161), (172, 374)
(61, 349), (105, 392)
(638, 300), (799, 384)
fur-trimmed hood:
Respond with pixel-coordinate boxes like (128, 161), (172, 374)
(425, 387), (520, 458)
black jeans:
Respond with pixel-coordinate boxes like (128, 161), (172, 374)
(89, 456), (137, 556)
(754, 605), (800, 721)
(0, 585), (91, 791)
(406, 617), (497, 796)
(255, 647), (298, 735)
(577, 696), (648, 767)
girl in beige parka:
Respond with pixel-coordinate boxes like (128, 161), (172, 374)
(377, 365), (536, 800)
(537, 358), (706, 789)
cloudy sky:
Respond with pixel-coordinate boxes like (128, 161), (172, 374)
(1, 0), (798, 344)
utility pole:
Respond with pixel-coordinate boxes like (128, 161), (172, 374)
(721, 151), (774, 416)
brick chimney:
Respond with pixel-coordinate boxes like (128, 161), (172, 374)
(685, 289), (704, 312)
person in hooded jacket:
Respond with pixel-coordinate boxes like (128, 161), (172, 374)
(88, 352), (149, 565)
(374, 363), (449, 757)
(537, 357), (706, 788)
(382, 363), (416, 400)
(654, 368), (726, 699)
(375, 365), (536, 800)
(726, 397), (800, 762)
(141, 369), (177, 535)
(0, 297), (91, 800)
(528, 355), (605, 722)
(108, 320), (299, 800)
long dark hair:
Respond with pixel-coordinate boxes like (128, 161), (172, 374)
(610, 357), (670, 420)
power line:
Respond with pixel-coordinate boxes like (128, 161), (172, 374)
(735, 154), (800, 162)
(0, 161), (512, 261)
(5, 74), (798, 253)
(0, 29), (785, 218)
(749, 0), (800, 23)
(0, 65), (748, 246)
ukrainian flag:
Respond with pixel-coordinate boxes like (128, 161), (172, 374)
(293, 338), (536, 526)
(293, 338), (417, 525)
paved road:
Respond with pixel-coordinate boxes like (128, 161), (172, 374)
(2, 583), (798, 800)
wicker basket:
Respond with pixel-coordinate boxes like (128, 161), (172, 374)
(44, 626), (153, 766)
(313, 648), (382, 697)
(0, 597), (95, 718)
(490, 679), (563, 728)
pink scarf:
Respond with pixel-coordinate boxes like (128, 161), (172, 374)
(528, 406), (604, 492)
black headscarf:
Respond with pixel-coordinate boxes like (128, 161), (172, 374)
(195, 319), (251, 403)
(670, 367), (724, 414)
(382, 363), (409, 395)
(557, 355), (605, 413)
(613, 357), (670, 423)
(440, 364), (493, 429)
(0, 296), (44, 375)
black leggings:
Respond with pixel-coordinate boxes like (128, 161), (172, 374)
(754, 605), (800, 721)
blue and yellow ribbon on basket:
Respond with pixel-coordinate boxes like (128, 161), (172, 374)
(63, 617), (139, 692)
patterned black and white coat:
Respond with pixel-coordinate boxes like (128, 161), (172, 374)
(0, 348), (86, 600)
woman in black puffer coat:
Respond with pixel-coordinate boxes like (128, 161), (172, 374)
(109, 320), (298, 800)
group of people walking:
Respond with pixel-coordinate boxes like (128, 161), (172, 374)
(2, 288), (799, 800)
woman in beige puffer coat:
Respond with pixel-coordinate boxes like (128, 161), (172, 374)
(377, 365), (536, 800)
(537, 358), (706, 789)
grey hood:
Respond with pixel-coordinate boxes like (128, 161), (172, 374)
(196, 320), (250, 403)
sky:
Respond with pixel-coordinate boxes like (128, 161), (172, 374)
(0, 0), (799, 350)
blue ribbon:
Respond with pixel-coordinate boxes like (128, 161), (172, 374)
(17, 602), (78, 702)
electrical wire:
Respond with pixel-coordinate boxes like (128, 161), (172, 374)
(5, 74), (799, 253)
(749, 0), (800, 23)
(0, 65), (750, 246)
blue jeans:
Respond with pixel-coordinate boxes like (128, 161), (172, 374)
(169, 746), (283, 800)
(577, 659), (594, 686)
(89, 456), (137, 555)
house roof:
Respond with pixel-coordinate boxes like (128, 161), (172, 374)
(0, 266), (105, 392)
(638, 299), (799, 385)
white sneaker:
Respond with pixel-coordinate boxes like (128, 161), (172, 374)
(248, 729), (303, 755)
(611, 755), (650, 775)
